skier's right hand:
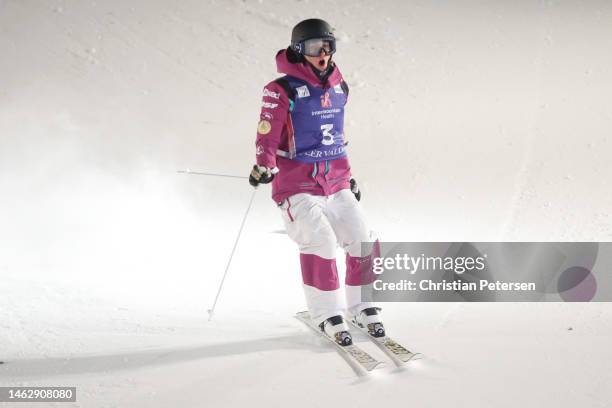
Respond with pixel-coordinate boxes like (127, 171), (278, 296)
(249, 165), (279, 187)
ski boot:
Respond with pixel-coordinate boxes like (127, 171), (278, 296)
(319, 315), (353, 346)
(353, 307), (385, 338)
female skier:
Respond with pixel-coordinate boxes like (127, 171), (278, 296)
(248, 19), (383, 346)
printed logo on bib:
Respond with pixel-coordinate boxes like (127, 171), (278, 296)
(296, 86), (310, 98)
(333, 84), (344, 94)
(257, 120), (272, 135)
(320, 92), (332, 108)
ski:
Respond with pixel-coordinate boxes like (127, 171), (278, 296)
(295, 311), (384, 373)
(348, 318), (422, 366)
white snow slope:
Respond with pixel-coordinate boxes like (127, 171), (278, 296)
(1, 0), (611, 407)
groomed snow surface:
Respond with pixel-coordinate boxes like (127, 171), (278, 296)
(1, 1), (611, 407)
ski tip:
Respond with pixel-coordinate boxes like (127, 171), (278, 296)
(365, 361), (385, 372)
(295, 311), (310, 319)
(403, 352), (424, 362)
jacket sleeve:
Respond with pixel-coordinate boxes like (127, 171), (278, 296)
(255, 81), (290, 169)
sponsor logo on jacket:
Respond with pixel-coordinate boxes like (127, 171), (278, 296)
(263, 88), (280, 99)
(257, 120), (272, 135)
(261, 112), (273, 120)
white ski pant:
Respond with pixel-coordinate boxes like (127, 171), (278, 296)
(279, 189), (379, 326)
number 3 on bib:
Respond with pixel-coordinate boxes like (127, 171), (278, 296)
(321, 124), (334, 146)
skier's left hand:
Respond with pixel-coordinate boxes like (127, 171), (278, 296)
(350, 178), (361, 202)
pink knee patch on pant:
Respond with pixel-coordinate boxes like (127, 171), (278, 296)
(346, 240), (380, 286)
(300, 253), (339, 291)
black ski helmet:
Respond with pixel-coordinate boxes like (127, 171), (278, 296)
(291, 18), (335, 51)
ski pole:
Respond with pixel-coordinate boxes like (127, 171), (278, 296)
(177, 169), (248, 180)
(207, 187), (257, 321)
(178, 169), (257, 320)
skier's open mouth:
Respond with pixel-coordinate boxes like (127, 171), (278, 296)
(318, 59), (326, 67)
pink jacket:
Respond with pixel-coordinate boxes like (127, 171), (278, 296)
(255, 49), (352, 204)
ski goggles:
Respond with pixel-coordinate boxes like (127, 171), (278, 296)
(295, 37), (336, 57)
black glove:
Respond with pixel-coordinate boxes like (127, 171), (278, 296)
(350, 178), (361, 201)
(249, 165), (278, 187)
